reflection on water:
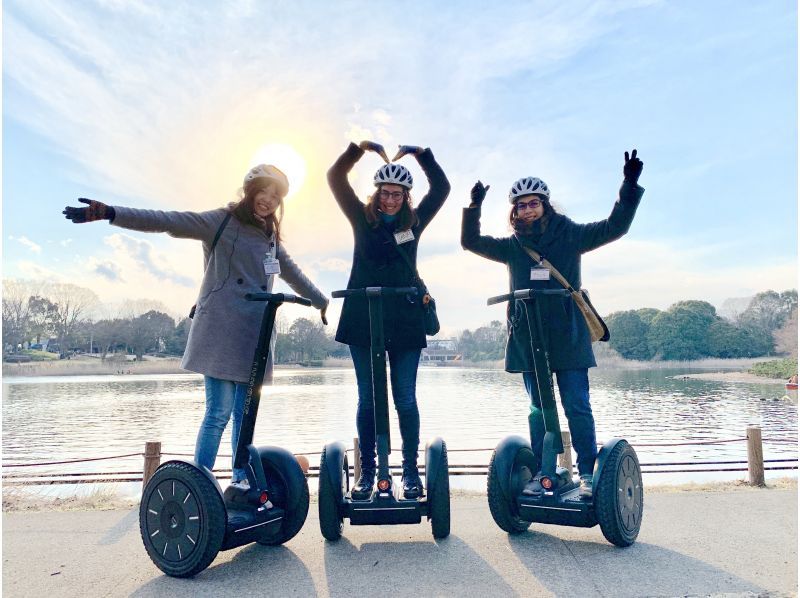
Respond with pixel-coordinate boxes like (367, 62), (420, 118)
(3, 367), (797, 495)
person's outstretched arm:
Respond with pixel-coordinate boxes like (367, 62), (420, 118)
(577, 149), (645, 253)
(277, 245), (330, 324)
(63, 198), (221, 242)
(461, 181), (511, 263)
(327, 141), (389, 225)
(393, 145), (451, 232)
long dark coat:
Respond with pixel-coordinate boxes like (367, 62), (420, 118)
(328, 143), (450, 349)
(461, 180), (644, 372)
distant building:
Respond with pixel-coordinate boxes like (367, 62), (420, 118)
(420, 339), (462, 364)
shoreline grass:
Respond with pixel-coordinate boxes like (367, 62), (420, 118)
(3, 477), (795, 513)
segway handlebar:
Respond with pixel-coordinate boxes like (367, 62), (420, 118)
(487, 288), (572, 305)
(245, 292), (313, 306)
(332, 286), (418, 299)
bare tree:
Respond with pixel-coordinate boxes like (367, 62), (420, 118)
(774, 308), (798, 359)
(47, 283), (100, 355)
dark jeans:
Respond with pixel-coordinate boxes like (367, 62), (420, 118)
(349, 345), (421, 475)
(522, 368), (597, 477)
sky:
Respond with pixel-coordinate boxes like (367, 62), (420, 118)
(2, 0), (798, 335)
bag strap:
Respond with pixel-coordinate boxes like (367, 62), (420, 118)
(512, 234), (576, 293)
(377, 226), (426, 292)
(205, 212), (232, 266)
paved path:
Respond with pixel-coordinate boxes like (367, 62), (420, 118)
(3, 490), (797, 597)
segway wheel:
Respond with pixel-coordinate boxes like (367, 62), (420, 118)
(257, 459), (310, 546)
(595, 440), (643, 547)
(429, 440), (451, 539)
(487, 449), (532, 534)
(139, 461), (226, 577)
(318, 446), (346, 541)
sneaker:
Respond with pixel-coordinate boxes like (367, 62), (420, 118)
(579, 474), (593, 498)
(351, 469), (376, 500)
(401, 471), (424, 499)
(522, 475), (543, 496)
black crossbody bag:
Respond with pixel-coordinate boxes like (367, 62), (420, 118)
(189, 212), (232, 319)
(378, 226), (440, 336)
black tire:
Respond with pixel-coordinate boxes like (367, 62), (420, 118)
(318, 446), (345, 541)
(139, 462), (226, 577)
(429, 441), (451, 539)
(257, 459), (310, 546)
(487, 449), (532, 534)
(595, 440), (643, 547)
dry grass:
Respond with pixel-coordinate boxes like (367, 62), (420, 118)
(2, 485), (137, 512)
(5, 478), (795, 512)
(645, 477), (797, 493)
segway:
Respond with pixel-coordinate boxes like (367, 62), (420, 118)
(139, 292), (313, 577)
(485, 288), (643, 546)
(318, 286), (450, 540)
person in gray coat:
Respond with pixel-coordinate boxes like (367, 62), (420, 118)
(462, 150), (644, 499)
(63, 164), (329, 488)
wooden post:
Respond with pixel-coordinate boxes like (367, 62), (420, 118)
(747, 425), (765, 486)
(353, 437), (360, 481)
(558, 430), (573, 473)
(143, 441), (162, 488)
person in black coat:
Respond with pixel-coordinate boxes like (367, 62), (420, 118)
(461, 150), (644, 498)
(328, 140), (450, 499)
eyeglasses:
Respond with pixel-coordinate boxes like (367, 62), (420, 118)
(515, 199), (542, 211)
(379, 190), (404, 201)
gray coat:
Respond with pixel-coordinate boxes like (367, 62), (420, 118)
(111, 206), (328, 383)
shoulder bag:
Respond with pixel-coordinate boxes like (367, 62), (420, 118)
(379, 227), (440, 336)
(189, 212), (232, 319)
(513, 236), (609, 342)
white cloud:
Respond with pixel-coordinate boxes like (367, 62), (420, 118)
(103, 233), (196, 287)
(313, 258), (352, 273)
(9, 235), (43, 254)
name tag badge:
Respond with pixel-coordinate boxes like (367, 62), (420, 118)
(394, 229), (415, 245)
(263, 257), (281, 276)
(530, 266), (550, 281)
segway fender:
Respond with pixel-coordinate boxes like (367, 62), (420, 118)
(152, 458), (224, 495)
(493, 435), (534, 502)
(593, 438), (625, 486)
(321, 441), (347, 503)
(257, 446), (307, 506)
(425, 437), (445, 496)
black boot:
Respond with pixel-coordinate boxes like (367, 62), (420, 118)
(351, 467), (376, 500)
(401, 461), (424, 499)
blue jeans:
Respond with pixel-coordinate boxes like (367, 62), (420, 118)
(522, 368), (597, 477)
(195, 376), (248, 483)
(349, 345), (422, 474)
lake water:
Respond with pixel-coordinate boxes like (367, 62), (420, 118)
(2, 366), (797, 497)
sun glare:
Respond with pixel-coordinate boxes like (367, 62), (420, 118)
(249, 143), (307, 200)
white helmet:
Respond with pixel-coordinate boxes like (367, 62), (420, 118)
(374, 163), (413, 189)
(244, 164), (289, 195)
(509, 177), (550, 203)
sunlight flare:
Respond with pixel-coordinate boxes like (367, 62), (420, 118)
(250, 143), (307, 199)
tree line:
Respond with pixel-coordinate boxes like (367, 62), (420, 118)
(3, 279), (796, 363)
(605, 290), (797, 361)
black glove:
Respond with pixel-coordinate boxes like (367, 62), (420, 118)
(392, 145), (424, 161)
(623, 149), (644, 184)
(470, 181), (490, 207)
(358, 141), (390, 163)
(62, 198), (114, 223)
(320, 305), (328, 326)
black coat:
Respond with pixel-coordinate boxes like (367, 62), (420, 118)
(461, 180), (644, 372)
(329, 143), (450, 349)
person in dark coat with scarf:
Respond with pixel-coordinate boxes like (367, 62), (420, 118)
(328, 140), (450, 499)
(461, 150), (644, 498)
